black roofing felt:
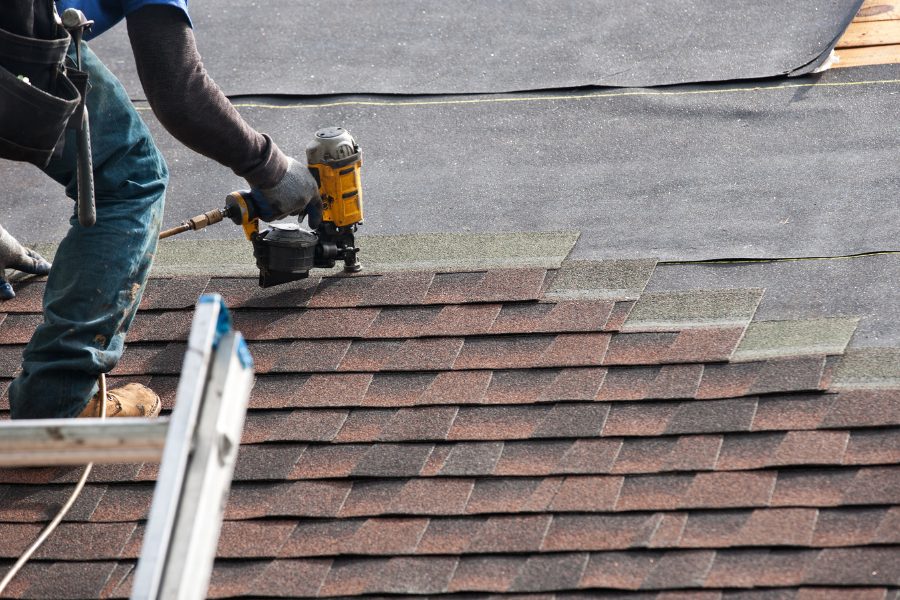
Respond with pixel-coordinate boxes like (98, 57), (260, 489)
(90, 0), (862, 96)
(6, 66), (900, 263)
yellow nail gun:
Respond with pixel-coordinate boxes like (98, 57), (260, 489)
(159, 127), (363, 288)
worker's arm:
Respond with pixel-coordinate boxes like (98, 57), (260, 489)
(126, 5), (317, 218)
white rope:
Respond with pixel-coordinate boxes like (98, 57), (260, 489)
(0, 374), (107, 594)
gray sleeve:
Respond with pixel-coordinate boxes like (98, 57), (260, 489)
(125, 5), (288, 188)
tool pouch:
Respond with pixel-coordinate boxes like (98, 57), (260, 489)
(0, 1), (81, 168)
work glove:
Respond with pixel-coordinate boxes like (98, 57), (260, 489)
(0, 225), (51, 300)
(250, 157), (322, 225)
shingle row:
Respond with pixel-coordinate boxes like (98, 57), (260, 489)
(243, 361), (833, 408)
(1, 359), (845, 412)
(238, 394), (900, 444)
(6, 547), (897, 598)
(3, 467), (897, 524)
(5, 507), (899, 562)
(0, 329), (761, 378)
(3, 425), (896, 486)
(0, 270), (553, 315)
(0, 300), (627, 346)
(85, 336), (814, 378)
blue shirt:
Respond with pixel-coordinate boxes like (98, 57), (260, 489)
(56, 0), (191, 40)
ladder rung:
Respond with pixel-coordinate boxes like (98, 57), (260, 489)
(0, 417), (169, 466)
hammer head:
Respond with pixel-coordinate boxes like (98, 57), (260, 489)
(61, 8), (93, 32)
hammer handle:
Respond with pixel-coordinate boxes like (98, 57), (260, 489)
(76, 112), (96, 227)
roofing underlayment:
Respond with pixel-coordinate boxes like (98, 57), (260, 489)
(88, 0), (864, 95)
(2, 0), (900, 598)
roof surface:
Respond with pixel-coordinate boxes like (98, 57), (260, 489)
(1, 261), (898, 598)
(2, 1), (899, 598)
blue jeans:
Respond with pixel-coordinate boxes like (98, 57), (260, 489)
(9, 43), (167, 419)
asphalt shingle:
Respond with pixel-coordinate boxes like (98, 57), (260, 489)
(1, 265), (898, 599)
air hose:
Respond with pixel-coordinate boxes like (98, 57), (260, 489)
(0, 374), (108, 594)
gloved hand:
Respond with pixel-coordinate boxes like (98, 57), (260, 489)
(0, 225), (51, 300)
(249, 157), (321, 223)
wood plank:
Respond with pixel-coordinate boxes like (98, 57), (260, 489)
(833, 43), (900, 67)
(0, 417), (168, 466)
(854, 0), (900, 22)
(837, 19), (900, 47)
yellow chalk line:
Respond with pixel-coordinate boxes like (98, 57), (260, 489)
(133, 78), (900, 111)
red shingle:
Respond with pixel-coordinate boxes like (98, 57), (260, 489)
(257, 373), (371, 408)
(289, 444), (368, 479)
(509, 552), (590, 592)
(447, 405), (550, 440)
(420, 371), (492, 405)
(447, 555), (523, 593)
(360, 272), (434, 306)
(216, 520), (296, 558)
(138, 276), (209, 310)
(684, 471), (777, 509)
(436, 442), (504, 476)
(595, 366), (663, 401)
(384, 337), (464, 370)
(431, 304), (501, 336)
(2, 561), (120, 599)
(844, 429), (900, 465)
(752, 393), (834, 431)
(823, 389), (900, 428)
(376, 406), (459, 441)
(641, 549), (716, 589)
(424, 272), (486, 304)
(293, 306), (379, 338)
(603, 402), (679, 436)
(0, 522), (135, 560)
(0, 279), (45, 312)
(364, 305), (439, 338)
(812, 507), (892, 547)
(605, 300), (636, 330)
(542, 513), (661, 551)
(473, 269), (547, 302)
(251, 559), (332, 598)
(351, 443), (434, 477)
(362, 373), (433, 407)
(557, 438), (624, 474)
(493, 441), (573, 476)
(467, 515), (552, 553)
(453, 335), (554, 370)
(205, 276), (319, 309)
(539, 367), (606, 401)
(550, 476), (624, 511)
(241, 409), (347, 443)
(234, 444), (305, 481)
(306, 274), (378, 308)
(467, 478), (561, 513)
(483, 369), (556, 404)
(0, 313), (43, 344)
(319, 556), (458, 595)
(806, 547), (900, 585)
(580, 551), (659, 589)
(269, 340), (351, 373)
(417, 517), (483, 555)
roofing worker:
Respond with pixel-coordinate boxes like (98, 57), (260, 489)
(2, 1), (319, 419)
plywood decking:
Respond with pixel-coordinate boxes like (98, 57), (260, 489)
(834, 0), (900, 67)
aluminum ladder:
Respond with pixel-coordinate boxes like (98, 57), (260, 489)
(0, 294), (254, 599)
